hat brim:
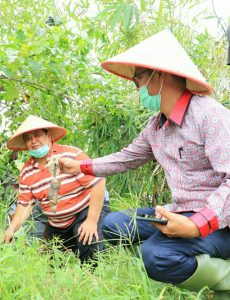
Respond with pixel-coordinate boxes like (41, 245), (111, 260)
(101, 61), (212, 95)
(100, 29), (212, 95)
(7, 126), (67, 150)
(7, 115), (67, 150)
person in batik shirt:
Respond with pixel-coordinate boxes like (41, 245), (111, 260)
(59, 30), (230, 292)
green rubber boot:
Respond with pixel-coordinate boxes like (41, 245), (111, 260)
(177, 254), (230, 294)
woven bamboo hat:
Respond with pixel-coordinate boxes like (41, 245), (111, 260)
(101, 29), (212, 95)
(7, 115), (67, 150)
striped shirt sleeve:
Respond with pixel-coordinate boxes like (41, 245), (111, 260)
(18, 173), (35, 206)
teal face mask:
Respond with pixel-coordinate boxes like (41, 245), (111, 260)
(139, 86), (161, 112)
(139, 71), (164, 112)
(28, 143), (50, 158)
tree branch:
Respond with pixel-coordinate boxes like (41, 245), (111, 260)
(0, 74), (79, 103)
(211, 0), (227, 35)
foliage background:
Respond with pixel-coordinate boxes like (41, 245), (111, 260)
(0, 0), (229, 201)
(0, 0), (229, 298)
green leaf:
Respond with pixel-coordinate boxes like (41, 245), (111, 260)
(109, 4), (124, 31)
(29, 59), (40, 75)
(16, 29), (26, 42)
(157, 0), (164, 25)
(133, 4), (139, 25)
(140, 0), (147, 11)
(6, 49), (18, 63)
(4, 82), (19, 100)
(122, 4), (132, 31)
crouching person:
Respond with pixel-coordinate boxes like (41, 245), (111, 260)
(3, 115), (106, 264)
(58, 29), (230, 294)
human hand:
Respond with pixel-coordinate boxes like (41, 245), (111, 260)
(58, 158), (81, 174)
(78, 219), (98, 245)
(3, 227), (14, 244)
(153, 206), (200, 238)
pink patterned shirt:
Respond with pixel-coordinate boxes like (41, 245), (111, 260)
(81, 90), (230, 236)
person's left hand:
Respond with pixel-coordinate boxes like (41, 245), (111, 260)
(78, 219), (98, 245)
(153, 206), (200, 238)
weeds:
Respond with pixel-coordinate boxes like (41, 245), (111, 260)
(0, 226), (213, 300)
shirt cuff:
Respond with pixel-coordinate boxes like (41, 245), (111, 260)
(189, 206), (219, 238)
(80, 159), (94, 175)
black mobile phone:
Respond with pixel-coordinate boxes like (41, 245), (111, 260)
(135, 214), (168, 225)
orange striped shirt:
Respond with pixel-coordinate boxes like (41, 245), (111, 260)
(18, 143), (102, 228)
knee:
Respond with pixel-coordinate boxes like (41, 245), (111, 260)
(140, 243), (160, 280)
(140, 243), (181, 283)
(102, 212), (118, 239)
(102, 211), (128, 242)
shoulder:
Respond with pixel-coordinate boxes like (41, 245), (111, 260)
(143, 115), (159, 131)
(19, 158), (33, 174)
(54, 143), (83, 154)
(54, 143), (89, 160)
(190, 95), (230, 117)
(187, 95), (230, 125)
(19, 159), (35, 181)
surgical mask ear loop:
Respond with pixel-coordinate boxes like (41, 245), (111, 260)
(158, 74), (164, 94)
(145, 70), (155, 87)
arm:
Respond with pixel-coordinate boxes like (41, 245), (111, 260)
(3, 203), (33, 243)
(78, 178), (106, 245)
(4, 168), (35, 243)
(188, 107), (230, 237)
(85, 125), (155, 177)
(59, 118), (155, 177)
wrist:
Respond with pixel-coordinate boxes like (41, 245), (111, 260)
(189, 206), (219, 238)
(74, 160), (81, 173)
(9, 218), (22, 232)
(85, 216), (99, 224)
(6, 226), (15, 235)
(188, 219), (200, 237)
(80, 159), (93, 175)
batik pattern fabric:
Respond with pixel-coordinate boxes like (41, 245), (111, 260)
(86, 94), (230, 230)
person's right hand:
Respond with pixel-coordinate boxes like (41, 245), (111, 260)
(3, 227), (14, 244)
(59, 158), (81, 174)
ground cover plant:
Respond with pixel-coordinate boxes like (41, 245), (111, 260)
(0, 230), (212, 299)
(0, 0), (229, 299)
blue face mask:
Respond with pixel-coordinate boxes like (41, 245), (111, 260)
(28, 144), (50, 158)
(139, 71), (164, 112)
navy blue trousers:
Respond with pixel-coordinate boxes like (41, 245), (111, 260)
(46, 203), (110, 263)
(102, 207), (230, 284)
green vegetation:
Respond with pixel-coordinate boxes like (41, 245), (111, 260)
(0, 236), (212, 299)
(0, 0), (229, 299)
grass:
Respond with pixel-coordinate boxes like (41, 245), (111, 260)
(0, 233), (214, 300)
(0, 192), (214, 300)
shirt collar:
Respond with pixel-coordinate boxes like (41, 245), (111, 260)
(168, 89), (192, 128)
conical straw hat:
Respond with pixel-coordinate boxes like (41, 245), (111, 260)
(101, 29), (212, 95)
(7, 115), (67, 150)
